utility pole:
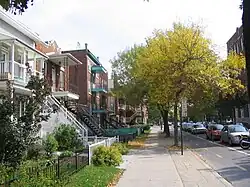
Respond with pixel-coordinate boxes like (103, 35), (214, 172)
(180, 102), (184, 155)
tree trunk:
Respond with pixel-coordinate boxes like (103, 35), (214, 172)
(162, 110), (170, 137)
(232, 107), (236, 124)
(174, 101), (178, 146)
(243, 0), (250, 101)
(159, 108), (170, 137)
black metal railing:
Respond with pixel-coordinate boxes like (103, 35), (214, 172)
(1, 152), (88, 186)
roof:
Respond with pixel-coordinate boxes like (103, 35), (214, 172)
(0, 7), (46, 45)
(0, 26), (16, 40)
(0, 27), (48, 58)
(62, 49), (107, 71)
(48, 53), (82, 65)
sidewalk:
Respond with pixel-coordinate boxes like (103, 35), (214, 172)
(116, 126), (233, 187)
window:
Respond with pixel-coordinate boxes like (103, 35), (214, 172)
(229, 125), (247, 133)
(0, 53), (6, 61)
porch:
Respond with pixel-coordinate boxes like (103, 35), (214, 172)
(48, 53), (81, 100)
(0, 39), (46, 94)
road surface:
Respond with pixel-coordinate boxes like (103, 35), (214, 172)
(182, 131), (250, 187)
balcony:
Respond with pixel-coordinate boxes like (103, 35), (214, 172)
(92, 104), (107, 113)
(0, 39), (46, 94)
(91, 83), (108, 93)
(51, 81), (79, 100)
(91, 65), (107, 73)
(0, 61), (43, 84)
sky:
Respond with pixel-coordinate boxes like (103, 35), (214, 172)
(12, 0), (242, 76)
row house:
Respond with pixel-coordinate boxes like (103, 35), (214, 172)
(0, 8), (88, 140)
(0, 8), (46, 116)
(63, 43), (109, 127)
(36, 40), (81, 101)
(226, 25), (250, 125)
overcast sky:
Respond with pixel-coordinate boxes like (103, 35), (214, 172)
(13, 0), (242, 76)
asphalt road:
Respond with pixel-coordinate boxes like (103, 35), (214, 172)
(182, 131), (250, 187)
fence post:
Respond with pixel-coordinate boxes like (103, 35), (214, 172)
(57, 157), (60, 179)
(88, 145), (91, 165)
(75, 153), (78, 170)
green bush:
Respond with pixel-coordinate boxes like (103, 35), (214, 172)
(26, 143), (44, 160)
(53, 124), (82, 151)
(143, 124), (151, 131)
(91, 146), (122, 167)
(10, 161), (57, 187)
(59, 151), (74, 158)
(111, 143), (129, 155)
(43, 134), (58, 157)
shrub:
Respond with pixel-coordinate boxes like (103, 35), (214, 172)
(111, 143), (129, 155)
(26, 143), (44, 160)
(91, 146), (122, 167)
(0, 164), (13, 185)
(53, 124), (82, 151)
(43, 134), (58, 157)
(143, 124), (151, 131)
(59, 151), (74, 158)
(11, 161), (56, 187)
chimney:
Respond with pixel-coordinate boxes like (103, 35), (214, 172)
(85, 43), (88, 50)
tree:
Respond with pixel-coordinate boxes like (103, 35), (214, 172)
(53, 124), (81, 151)
(0, 75), (51, 166)
(111, 45), (148, 110)
(43, 134), (58, 157)
(134, 23), (221, 145)
(215, 52), (246, 123)
(242, 0), (250, 101)
(1, 0), (34, 14)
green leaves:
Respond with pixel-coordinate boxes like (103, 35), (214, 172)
(0, 76), (51, 167)
(111, 45), (148, 105)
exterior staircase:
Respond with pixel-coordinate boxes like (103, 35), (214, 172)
(66, 101), (104, 137)
(104, 118), (119, 129)
(109, 118), (126, 128)
(43, 95), (88, 145)
(126, 109), (142, 125)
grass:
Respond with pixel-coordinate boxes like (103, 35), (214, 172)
(127, 130), (151, 149)
(66, 166), (121, 187)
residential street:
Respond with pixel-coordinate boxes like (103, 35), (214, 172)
(182, 130), (250, 187)
(116, 126), (232, 187)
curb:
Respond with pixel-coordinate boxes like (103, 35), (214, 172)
(190, 149), (233, 187)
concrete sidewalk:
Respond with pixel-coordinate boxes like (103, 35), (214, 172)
(116, 126), (233, 187)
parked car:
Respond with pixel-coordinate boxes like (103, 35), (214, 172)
(220, 125), (250, 146)
(186, 123), (194, 132)
(191, 123), (207, 134)
(206, 124), (224, 140)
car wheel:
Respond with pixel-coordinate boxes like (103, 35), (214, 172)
(220, 137), (224, 144)
(229, 139), (233, 146)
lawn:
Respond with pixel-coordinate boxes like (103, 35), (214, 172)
(66, 166), (121, 187)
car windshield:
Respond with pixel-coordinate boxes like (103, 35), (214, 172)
(214, 125), (223, 130)
(229, 125), (247, 133)
(193, 124), (203, 128)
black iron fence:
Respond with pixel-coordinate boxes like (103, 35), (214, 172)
(1, 152), (88, 186)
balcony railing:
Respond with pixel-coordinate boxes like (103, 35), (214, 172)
(69, 83), (79, 95)
(0, 61), (39, 84)
(49, 79), (79, 95)
(91, 83), (108, 92)
(92, 103), (107, 113)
